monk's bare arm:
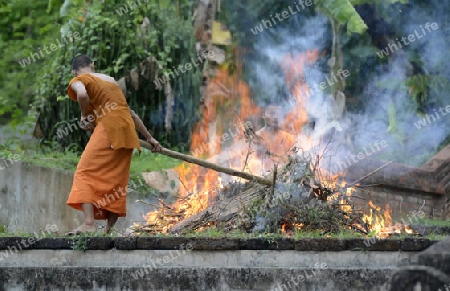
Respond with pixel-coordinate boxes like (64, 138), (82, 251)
(70, 81), (95, 131)
(71, 81), (91, 118)
(129, 109), (162, 152)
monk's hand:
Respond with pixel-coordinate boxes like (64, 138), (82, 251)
(148, 137), (162, 153)
(80, 116), (95, 131)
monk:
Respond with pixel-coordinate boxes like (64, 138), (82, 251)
(65, 54), (162, 235)
(253, 105), (295, 171)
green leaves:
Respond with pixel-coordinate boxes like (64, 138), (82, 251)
(159, 0), (171, 9)
(314, 0), (368, 35)
(350, 0), (408, 4)
(0, 0), (62, 126)
(16, 0), (202, 151)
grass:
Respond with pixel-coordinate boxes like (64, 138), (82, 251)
(0, 224), (448, 241)
(130, 148), (181, 174)
(182, 226), (369, 240)
(0, 230), (61, 238)
(70, 235), (89, 251)
(292, 229), (365, 240)
(185, 227), (251, 238)
(17, 148), (181, 175)
(69, 231), (111, 251)
(0, 137), (182, 198)
(426, 233), (448, 241)
(128, 148), (182, 196)
(414, 218), (450, 227)
(180, 225), (449, 240)
(22, 149), (80, 172)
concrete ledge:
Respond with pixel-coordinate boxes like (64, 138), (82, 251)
(0, 238), (443, 290)
(0, 267), (394, 291)
(295, 238), (347, 251)
(0, 249), (415, 290)
(0, 249), (416, 268)
(0, 237), (440, 251)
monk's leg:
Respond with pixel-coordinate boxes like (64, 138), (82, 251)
(81, 203), (97, 232)
(105, 211), (119, 233)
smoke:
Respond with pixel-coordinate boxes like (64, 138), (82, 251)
(346, 0), (450, 167)
(246, 1), (450, 170)
(249, 15), (334, 138)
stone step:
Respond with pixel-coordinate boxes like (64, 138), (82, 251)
(0, 266), (394, 291)
(0, 247), (417, 291)
(1, 238), (447, 291)
(0, 237), (439, 252)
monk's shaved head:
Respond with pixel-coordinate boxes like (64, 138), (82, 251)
(263, 105), (282, 129)
(72, 54), (92, 70)
(264, 105), (281, 116)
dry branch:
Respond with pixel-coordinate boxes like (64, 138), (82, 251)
(169, 184), (267, 234)
(349, 161), (393, 186)
(139, 140), (273, 186)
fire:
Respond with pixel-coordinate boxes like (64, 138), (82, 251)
(169, 50), (322, 221)
(141, 48), (322, 231)
(136, 47), (411, 239)
(280, 50), (318, 135)
(361, 201), (393, 238)
(281, 223), (287, 233)
(145, 56), (265, 229)
(281, 222), (305, 237)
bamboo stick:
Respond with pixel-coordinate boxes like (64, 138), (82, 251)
(139, 140), (273, 186)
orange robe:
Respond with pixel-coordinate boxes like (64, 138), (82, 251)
(66, 74), (141, 219)
(253, 128), (295, 173)
(255, 127), (295, 158)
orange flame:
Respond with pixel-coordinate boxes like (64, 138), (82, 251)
(280, 50), (318, 134)
(140, 48), (400, 238)
(169, 56), (264, 221)
(361, 201), (393, 237)
(141, 48), (331, 232)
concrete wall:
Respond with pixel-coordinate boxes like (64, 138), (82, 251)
(0, 160), (157, 233)
(1, 148), (447, 234)
(350, 185), (445, 221)
(344, 145), (450, 220)
(0, 249), (417, 291)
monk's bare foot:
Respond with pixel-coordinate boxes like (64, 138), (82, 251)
(66, 224), (97, 236)
(105, 212), (119, 234)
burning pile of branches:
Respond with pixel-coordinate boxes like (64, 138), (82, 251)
(130, 146), (392, 236)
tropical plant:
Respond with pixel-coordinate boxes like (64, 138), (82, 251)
(0, 0), (62, 126)
(32, 0), (203, 151)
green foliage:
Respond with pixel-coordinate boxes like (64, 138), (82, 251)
(414, 218), (450, 227)
(407, 74), (450, 117)
(315, 0), (368, 35)
(350, 0), (408, 25)
(21, 148), (81, 172)
(426, 234), (448, 241)
(351, 0), (408, 4)
(293, 228), (364, 239)
(387, 100), (397, 133)
(405, 74), (429, 112)
(23, 0), (202, 152)
(188, 227), (228, 238)
(70, 235), (88, 251)
(288, 201), (356, 234)
(0, 0), (62, 125)
(0, 137), (24, 157)
(130, 148), (181, 173)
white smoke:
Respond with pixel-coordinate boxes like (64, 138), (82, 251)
(248, 4), (450, 171)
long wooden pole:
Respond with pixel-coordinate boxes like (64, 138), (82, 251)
(139, 140), (273, 186)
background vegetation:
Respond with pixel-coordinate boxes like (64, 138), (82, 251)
(0, 0), (449, 162)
